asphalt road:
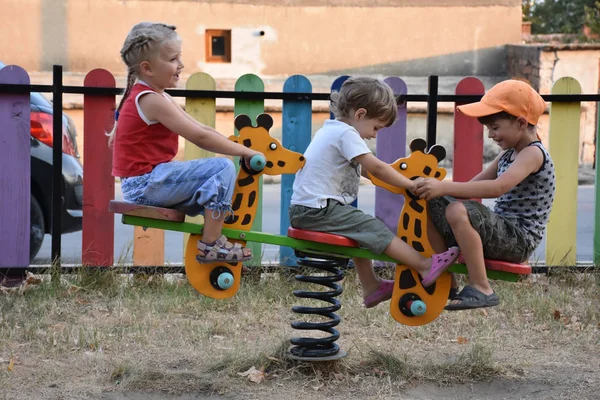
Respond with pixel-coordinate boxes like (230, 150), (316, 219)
(34, 183), (597, 265)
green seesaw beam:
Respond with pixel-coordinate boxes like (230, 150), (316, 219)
(121, 215), (520, 282)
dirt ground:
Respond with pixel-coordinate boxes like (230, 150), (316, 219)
(1, 270), (599, 400)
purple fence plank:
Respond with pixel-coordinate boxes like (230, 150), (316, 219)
(0, 66), (31, 267)
(375, 77), (407, 233)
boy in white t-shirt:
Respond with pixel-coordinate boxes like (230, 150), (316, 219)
(289, 77), (460, 308)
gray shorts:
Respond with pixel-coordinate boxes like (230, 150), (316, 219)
(289, 200), (395, 254)
(429, 196), (534, 263)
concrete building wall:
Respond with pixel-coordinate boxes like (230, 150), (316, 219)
(1, 0), (521, 78)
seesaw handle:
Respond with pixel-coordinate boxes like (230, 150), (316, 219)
(249, 154), (266, 172)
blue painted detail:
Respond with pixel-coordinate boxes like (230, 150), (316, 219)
(410, 300), (426, 316)
(217, 272), (234, 289)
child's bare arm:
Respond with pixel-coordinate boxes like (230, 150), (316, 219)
(140, 93), (260, 158)
(470, 152), (503, 182)
(354, 153), (416, 191)
(416, 146), (543, 200)
(167, 94), (225, 137)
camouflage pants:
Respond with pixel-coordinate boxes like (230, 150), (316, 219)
(428, 196), (534, 263)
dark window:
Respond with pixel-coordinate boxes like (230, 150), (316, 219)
(205, 30), (231, 63)
(211, 36), (225, 56)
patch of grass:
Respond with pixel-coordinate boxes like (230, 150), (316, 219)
(358, 343), (504, 386)
(1, 265), (599, 398)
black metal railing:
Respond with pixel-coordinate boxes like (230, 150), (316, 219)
(0, 65), (598, 271)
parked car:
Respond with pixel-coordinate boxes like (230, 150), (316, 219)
(0, 61), (84, 261)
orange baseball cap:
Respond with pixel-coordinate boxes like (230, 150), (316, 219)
(456, 80), (547, 125)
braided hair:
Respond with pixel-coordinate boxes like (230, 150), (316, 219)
(107, 22), (179, 146)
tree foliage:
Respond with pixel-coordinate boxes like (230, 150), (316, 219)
(522, 0), (599, 34)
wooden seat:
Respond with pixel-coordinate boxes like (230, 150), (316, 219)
(483, 259), (531, 275)
(108, 200), (185, 222)
(456, 254), (531, 275)
(287, 227), (359, 248)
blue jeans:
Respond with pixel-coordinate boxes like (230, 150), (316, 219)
(121, 158), (236, 218)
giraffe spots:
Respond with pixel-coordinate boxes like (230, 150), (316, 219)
(401, 236), (408, 243)
(238, 175), (255, 187)
(225, 215), (239, 224)
(434, 171), (441, 178)
(423, 280), (436, 295)
(423, 166), (432, 175)
(414, 219), (422, 238)
(232, 193), (243, 211)
(266, 161), (274, 168)
(399, 269), (417, 289)
(241, 214), (252, 225)
(299, 156), (305, 161)
(409, 199), (424, 213)
(403, 213), (410, 231)
(248, 191), (256, 208)
(243, 139), (252, 147)
(412, 241), (425, 252)
(277, 160), (286, 167)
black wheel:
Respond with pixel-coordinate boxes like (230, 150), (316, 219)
(30, 195), (45, 261)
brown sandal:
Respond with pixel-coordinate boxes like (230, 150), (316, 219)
(196, 235), (252, 263)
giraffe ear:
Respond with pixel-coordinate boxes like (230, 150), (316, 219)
(409, 138), (427, 153)
(256, 113), (273, 131)
(235, 114), (253, 131)
(428, 145), (446, 162)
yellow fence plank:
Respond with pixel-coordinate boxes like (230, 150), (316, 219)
(546, 77), (581, 266)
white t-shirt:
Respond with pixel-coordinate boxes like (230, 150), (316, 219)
(291, 119), (371, 208)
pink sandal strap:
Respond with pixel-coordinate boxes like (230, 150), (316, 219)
(421, 246), (460, 287)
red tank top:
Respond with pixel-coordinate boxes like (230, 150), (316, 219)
(111, 83), (179, 177)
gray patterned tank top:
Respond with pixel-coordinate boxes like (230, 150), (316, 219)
(494, 141), (556, 248)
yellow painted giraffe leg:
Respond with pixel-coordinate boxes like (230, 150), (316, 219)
(389, 266), (452, 326)
(370, 138), (453, 326)
(184, 233), (244, 299)
(183, 114), (306, 299)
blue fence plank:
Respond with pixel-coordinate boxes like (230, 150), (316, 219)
(279, 75), (312, 266)
(0, 65), (31, 267)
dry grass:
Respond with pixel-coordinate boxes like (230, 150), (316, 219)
(0, 266), (599, 400)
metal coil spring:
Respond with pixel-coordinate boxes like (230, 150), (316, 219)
(290, 257), (345, 359)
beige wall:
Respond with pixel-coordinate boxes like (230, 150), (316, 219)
(1, 0), (521, 78)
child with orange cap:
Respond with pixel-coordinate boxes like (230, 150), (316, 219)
(414, 79), (555, 310)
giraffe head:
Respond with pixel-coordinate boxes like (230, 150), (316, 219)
(369, 138), (446, 195)
(229, 114), (306, 175)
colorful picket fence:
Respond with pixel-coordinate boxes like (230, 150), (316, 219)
(0, 66), (597, 268)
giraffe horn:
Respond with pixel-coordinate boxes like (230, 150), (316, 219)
(256, 114), (273, 131)
(427, 145), (446, 162)
(234, 114), (253, 131)
(409, 138), (427, 153)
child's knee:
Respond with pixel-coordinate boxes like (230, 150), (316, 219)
(219, 158), (237, 181)
(445, 202), (469, 226)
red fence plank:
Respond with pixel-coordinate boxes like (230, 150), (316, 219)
(0, 66), (31, 267)
(453, 77), (485, 201)
(82, 69), (116, 266)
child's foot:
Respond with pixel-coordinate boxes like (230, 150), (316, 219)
(449, 286), (460, 300)
(420, 246), (460, 287)
(444, 285), (499, 311)
(363, 279), (394, 308)
(196, 235), (252, 263)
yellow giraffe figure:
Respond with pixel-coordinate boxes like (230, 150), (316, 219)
(369, 138), (452, 326)
(184, 114), (306, 298)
